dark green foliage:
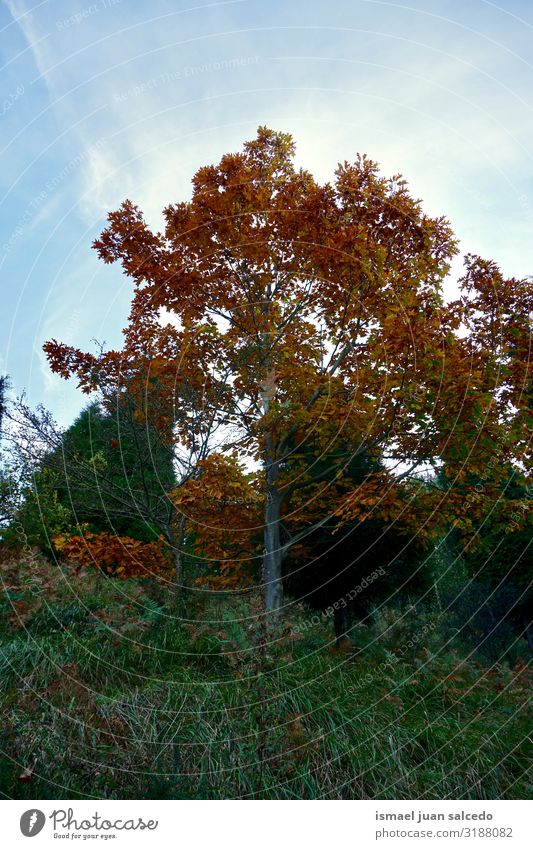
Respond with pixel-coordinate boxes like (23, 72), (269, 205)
(0, 466), (17, 527)
(55, 401), (175, 540)
(282, 445), (431, 640)
(49, 402), (176, 542)
(454, 469), (531, 651)
(462, 531), (532, 651)
(284, 517), (431, 639)
(1, 468), (73, 552)
(2, 400), (177, 553)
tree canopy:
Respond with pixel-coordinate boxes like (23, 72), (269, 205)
(43, 127), (533, 615)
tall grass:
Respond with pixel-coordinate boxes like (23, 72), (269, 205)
(0, 552), (531, 799)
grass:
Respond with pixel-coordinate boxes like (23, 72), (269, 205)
(0, 552), (531, 799)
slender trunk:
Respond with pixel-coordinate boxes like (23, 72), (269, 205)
(523, 613), (533, 652)
(174, 546), (183, 589)
(263, 489), (283, 613)
(168, 513), (186, 603)
(333, 606), (351, 648)
(262, 435), (283, 614)
(258, 290), (285, 615)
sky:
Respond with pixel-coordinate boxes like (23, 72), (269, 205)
(1, 0), (533, 427)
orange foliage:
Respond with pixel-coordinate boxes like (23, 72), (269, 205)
(43, 128), (533, 604)
(171, 454), (262, 589)
(53, 531), (171, 579)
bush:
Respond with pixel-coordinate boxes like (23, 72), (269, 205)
(284, 517), (432, 643)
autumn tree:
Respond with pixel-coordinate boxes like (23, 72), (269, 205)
(44, 128), (532, 616)
(172, 452), (261, 590)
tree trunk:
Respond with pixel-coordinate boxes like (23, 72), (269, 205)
(262, 435), (283, 614)
(333, 606), (351, 649)
(174, 546), (183, 590)
(167, 514), (186, 605)
(523, 612), (533, 652)
(263, 489), (283, 613)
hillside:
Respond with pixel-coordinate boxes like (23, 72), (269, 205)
(1, 552), (530, 800)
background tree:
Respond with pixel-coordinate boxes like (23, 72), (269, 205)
(52, 400), (175, 542)
(0, 376), (8, 434)
(0, 375), (20, 529)
(6, 372), (217, 589)
(6, 398), (160, 536)
(450, 465), (532, 650)
(282, 443), (431, 643)
(4, 398), (176, 563)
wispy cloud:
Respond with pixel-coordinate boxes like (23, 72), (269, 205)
(2, 0), (533, 422)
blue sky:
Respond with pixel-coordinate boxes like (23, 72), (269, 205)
(1, 0), (533, 426)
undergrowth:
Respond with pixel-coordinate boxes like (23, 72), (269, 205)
(0, 552), (531, 799)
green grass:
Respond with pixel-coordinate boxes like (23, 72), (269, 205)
(0, 553), (531, 799)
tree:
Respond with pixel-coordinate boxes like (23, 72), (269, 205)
(7, 382), (208, 589)
(283, 444), (431, 643)
(52, 401), (175, 542)
(3, 399), (177, 570)
(172, 453), (261, 590)
(2, 466), (74, 553)
(0, 375), (19, 529)
(285, 516), (430, 645)
(43, 127), (533, 617)
(6, 395), (254, 585)
(452, 465), (532, 650)
(0, 375), (8, 434)
(282, 440), (431, 644)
